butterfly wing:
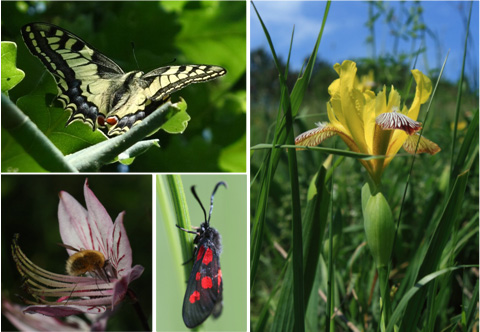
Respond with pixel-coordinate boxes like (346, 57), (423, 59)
(102, 65), (226, 136)
(182, 242), (223, 328)
(22, 23), (227, 137)
(21, 23), (125, 132)
(141, 64), (226, 102)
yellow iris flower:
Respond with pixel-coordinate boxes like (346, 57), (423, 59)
(296, 60), (440, 184)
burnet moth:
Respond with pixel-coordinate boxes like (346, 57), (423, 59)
(176, 181), (226, 328)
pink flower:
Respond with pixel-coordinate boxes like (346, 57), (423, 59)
(2, 297), (108, 331)
(11, 179), (144, 318)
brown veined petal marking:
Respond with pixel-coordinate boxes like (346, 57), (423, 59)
(21, 22), (227, 137)
(375, 110), (422, 135)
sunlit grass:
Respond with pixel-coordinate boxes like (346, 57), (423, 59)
(250, 1), (478, 331)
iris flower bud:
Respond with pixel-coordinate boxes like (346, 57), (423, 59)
(362, 184), (395, 268)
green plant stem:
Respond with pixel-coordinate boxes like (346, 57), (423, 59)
(165, 175), (192, 280)
(378, 266), (391, 331)
(66, 101), (182, 171)
(156, 175), (186, 289)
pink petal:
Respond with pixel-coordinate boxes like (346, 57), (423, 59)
(2, 299), (90, 331)
(107, 212), (133, 276)
(58, 191), (92, 255)
(84, 179), (113, 254)
(111, 265), (145, 308)
(23, 304), (107, 317)
(87, 311), (112, 331)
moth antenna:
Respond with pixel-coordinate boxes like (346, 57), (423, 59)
(191, 185), (207, 223)
(207, 181), (227, 224)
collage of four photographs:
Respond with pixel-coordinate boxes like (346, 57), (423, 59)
(1, 1), (479, 331)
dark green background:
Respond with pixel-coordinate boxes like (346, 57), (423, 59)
(1, 1), (246, 172)
(1, 175), (152, 331)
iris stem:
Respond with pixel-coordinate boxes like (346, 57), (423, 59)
(378, 266), (391, 331)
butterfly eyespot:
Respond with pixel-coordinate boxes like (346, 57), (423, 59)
(97, 116), (106, 127)
(106, 117), (118, 126)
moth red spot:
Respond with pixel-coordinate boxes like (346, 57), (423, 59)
(217, 269), (222, 290)
(195, 272), (201, 281)
(201, 276), (213, 289)
(106, 117), (118, 125)
(189, 291), (200, 303)
(196, 246), (205, 261)
(202, 248), (213, 265)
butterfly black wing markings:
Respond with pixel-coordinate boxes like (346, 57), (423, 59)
(21, 22), (227, 137)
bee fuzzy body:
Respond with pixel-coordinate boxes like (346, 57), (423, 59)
(66, 250), (106, 276)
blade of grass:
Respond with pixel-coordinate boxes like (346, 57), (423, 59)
(272, 167), (330, 331)
(326, 196), (334, 332)
(380, 51), (448, 327)
(303, 167), (330, 307)
(250, 0), (330, 291)
(277, 29), (307, 332)
(398, 170), (470, 331)
(165, 175), (193, 280)
(450, 1), (473, 186)
(464, 279), (479, 331)
(251, 143), (388, 160)
(156, 175), (185, 292)
(387, 265), (477, 332)
(451, 108), (479, 180)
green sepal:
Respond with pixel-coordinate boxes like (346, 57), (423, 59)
(362, 188), (395, 268)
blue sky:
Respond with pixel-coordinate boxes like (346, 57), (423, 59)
(251, 1), (479, 88)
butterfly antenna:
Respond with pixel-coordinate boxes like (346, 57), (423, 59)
(191, 185), (207, 223)
(165, 58), (177, 65)
(207, 182), (227, 224)
(130, 41), (140, 70)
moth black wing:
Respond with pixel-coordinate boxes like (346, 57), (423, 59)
(182, 241), (223, 328)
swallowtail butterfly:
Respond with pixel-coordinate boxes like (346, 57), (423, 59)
(21, 23), (226, 137)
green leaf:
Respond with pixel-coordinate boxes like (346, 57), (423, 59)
(117, 139), (161, 165)
(160, 97), (190, 134)
(1, 93), (78, 172)
(15, 74), (106, 155)
(1, 42), (25, 93)
(219, 134), (246, 172)
(175, 2), (246, 88)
